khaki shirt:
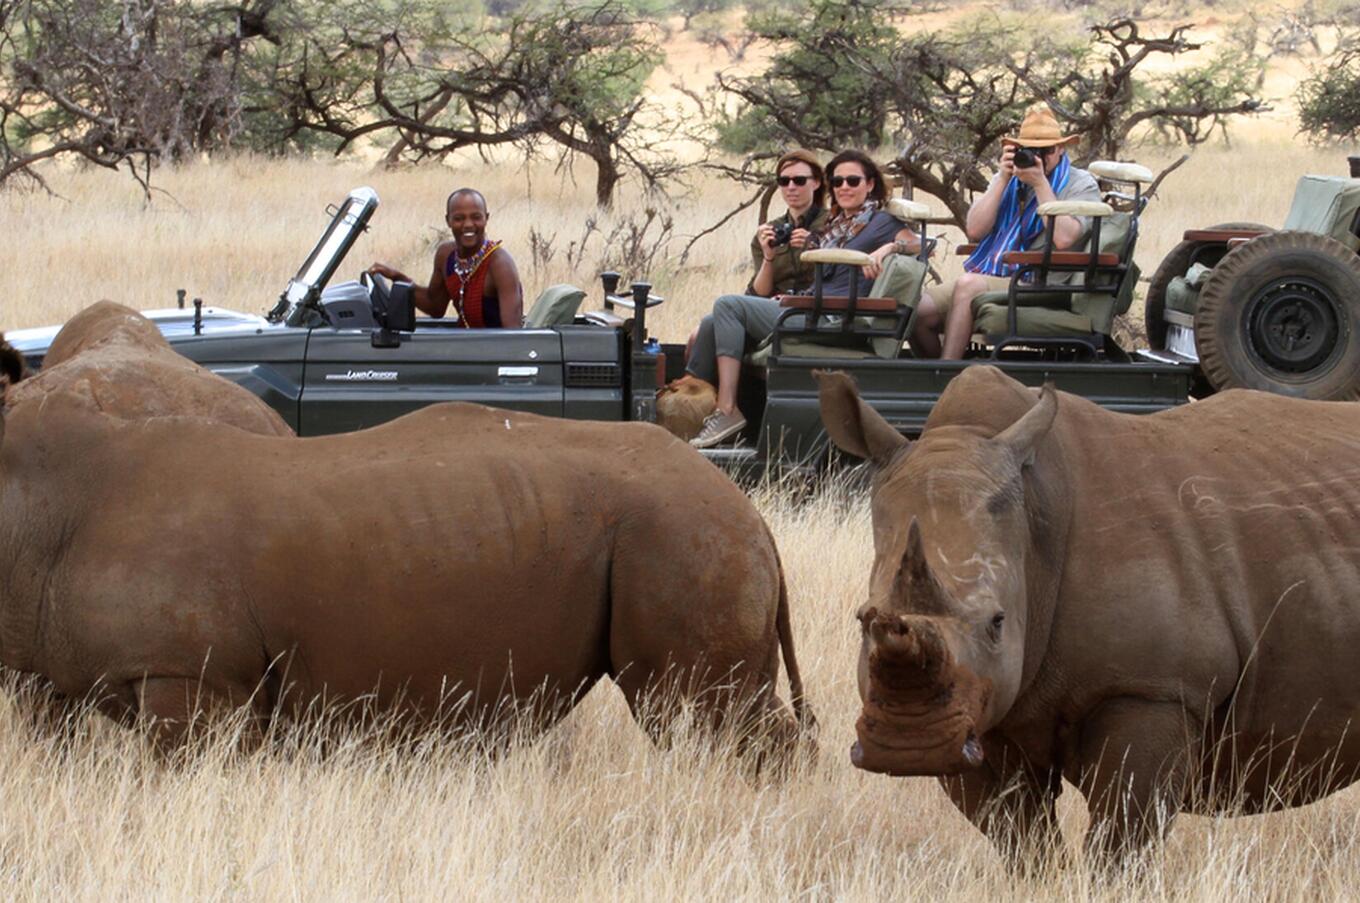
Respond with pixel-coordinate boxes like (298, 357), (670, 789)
(745, 207), (830, 296)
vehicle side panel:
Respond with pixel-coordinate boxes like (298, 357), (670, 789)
(173, 331), (310, 432)
(760, 356), (1196, 467)
(299, 325), (565, 435)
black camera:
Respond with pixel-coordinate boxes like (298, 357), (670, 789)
(771, 221), (795, 247)
(1013, 146), (1039, 170)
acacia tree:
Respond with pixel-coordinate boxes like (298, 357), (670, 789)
(0, 0), (286, 189)
(1298, 32), (1360, 142)
(1, 0), (680, 207)
(715, 1), (1265, 224)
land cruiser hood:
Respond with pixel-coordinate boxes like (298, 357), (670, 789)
(6, 307), (276, 366)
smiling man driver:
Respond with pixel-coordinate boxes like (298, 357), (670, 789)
(369, 188), (524, 328)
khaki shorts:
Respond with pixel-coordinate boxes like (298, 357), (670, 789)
(923, 273), (1012, 321)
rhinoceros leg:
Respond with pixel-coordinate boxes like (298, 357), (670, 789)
(129, 675), (269, 755)
(1076, 698), (1201, 863)
(604, 520), (797, 754)
(939, 744), (1064, 871)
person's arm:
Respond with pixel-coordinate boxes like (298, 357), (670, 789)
(371, 248), (453, 317)
(965, 145), (1017, 241)
(864, 227), (918, 280)
(488, 248), (524, 327)
(411, 244), (454, 318)
(1015, 164), (1082, 250)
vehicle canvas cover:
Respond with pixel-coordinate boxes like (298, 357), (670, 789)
(1281, 176), (1360, 251)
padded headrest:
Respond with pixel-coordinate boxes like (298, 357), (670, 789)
(1088, 161), (1154, 184)
(802, 248), (873, 266)
(1037, 200), (1113, 218)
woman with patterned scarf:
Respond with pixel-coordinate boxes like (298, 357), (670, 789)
(687, 149), (917, 449)
(911, 103), (1102, 360)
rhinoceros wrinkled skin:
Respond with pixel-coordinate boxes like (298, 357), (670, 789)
(818, 365), (1360, 862)
(0, 317), (809, 756)
(10, 300), (292, 437)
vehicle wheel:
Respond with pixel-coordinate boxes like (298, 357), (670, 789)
(1194, 231), (1360, 399)
(1144, 221), (1273, 350)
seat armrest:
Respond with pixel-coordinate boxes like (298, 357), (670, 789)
(886, 198), (932, 221)
(1037, 200), (1113, 218)
(1088, 161), (1153, 184)
(801, 248), (873, 266)
(779, 295), (899, 313)
(956, 243), (977, 256)
(1000, 251), (1120, 267)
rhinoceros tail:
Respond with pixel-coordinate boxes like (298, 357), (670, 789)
(775, 560), (815, 732)
(0, 335), (26, 391)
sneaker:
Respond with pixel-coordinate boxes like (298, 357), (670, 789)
(690, 409), (747, 449)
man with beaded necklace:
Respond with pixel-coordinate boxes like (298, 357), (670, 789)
(369, 188), (524, 328)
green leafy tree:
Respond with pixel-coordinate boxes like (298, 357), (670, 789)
(1298, 36), (1360, 142)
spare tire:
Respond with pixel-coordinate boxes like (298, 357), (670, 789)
(1194, 231), (1360, 399)
(1144, 221), (1273, 350)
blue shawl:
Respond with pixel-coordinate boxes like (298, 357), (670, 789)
(964, 154), (1072, 277)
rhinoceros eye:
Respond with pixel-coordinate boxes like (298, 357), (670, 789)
(988, 611), (1005, 642)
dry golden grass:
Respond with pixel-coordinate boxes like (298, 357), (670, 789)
(4, 25), (1360, 895)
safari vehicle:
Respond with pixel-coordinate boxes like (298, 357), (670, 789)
(699, 156), (1360, 471)
(7, 187), (669, 436)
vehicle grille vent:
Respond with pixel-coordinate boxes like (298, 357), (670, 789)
(566, 362), (622, 387)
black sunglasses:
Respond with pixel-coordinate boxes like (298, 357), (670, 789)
(830, 175), (865, 188)
(776, 175), (813, 187)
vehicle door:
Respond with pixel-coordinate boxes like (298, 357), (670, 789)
(298, 324), (564, 435)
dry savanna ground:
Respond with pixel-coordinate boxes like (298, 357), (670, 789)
(4, 7), (1360, 896)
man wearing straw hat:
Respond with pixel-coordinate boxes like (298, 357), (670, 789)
(912, 102), (1102, 360)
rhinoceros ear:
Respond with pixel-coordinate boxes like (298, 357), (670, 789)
(815, 369), (908, 466)
(994, 381), (1057, 467)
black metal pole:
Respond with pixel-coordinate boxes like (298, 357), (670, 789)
(601, 271), (621, 312)
(631, 281), (651, 347)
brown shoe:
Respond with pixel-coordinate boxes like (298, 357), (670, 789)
(690, 409), (747, 448)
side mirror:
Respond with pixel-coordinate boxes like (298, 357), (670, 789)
(386, 282), (416, 332)
(371, 279), (416, 348)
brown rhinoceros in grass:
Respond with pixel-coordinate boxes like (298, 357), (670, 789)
(12, 300), (292, 436)
(0, 343), (810, 755)
(818, 365), (1360, 863)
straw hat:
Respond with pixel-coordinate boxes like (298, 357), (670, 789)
(1002, 103), (1079, 148)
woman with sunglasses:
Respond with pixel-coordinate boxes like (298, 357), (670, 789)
(680, 149), (827, 443)
(748, 149), (830, 297)
(686, 148), (918, 449)
(910, 103), (1102, 359)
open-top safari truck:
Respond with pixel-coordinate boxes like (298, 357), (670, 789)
(689, 156), (1360, 471)
(7, 187), (671, 435)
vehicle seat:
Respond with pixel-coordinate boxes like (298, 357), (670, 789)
(524, 284), (587, 328)
(971, 209), (1138, 340)
(747, 252), (929, 366)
